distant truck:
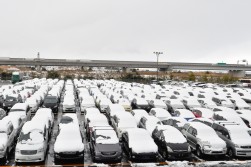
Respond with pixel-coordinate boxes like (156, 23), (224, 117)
(11, 72), (23, 84)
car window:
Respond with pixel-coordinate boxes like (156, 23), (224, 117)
(187, 127), (194, 134)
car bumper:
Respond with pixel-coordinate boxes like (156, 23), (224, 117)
(54, 151), (84, 160)
(94, 152), (122, 161)
(167, 151), (191, 159)
(236, 148), (251, 157)
(202, 147), (227, 155)
(131, 152), (158, 160)
(15, 152), (45, 162)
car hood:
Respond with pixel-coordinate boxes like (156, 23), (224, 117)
(95, 144), (121, 152)
(232, 138), (251, 146)
(54, 139), (84, 153)
(16, 142), (44, 150)
(130, 140), (158, 154)
(199, 136), (226, 148)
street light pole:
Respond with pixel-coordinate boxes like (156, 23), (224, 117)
(153, 51), (163, 82)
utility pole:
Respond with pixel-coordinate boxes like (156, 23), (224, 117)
(153, 51), (163, 82)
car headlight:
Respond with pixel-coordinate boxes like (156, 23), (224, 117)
(15, 148), (20, 153)
(234, 144), (240, 148)
(203, 145), (211, 149)
(38, 147), (44, 153)
(167, 146), (173, 152)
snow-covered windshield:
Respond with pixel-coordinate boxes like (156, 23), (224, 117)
(18, 130), (44, 144)
(163, 129), (186, 143)
(95, 130), (119, 144)
(137, 99), (148, 105)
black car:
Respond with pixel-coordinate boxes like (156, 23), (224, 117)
(131, 98), (152, 112)
(152, 125), (191, 160)
(3, 94), (22, 111)
(42, 96), (59, 112)
(89, 127), (122, 162)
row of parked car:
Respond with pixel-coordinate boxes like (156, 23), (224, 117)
(0, 78), (65, 163)
(1, 78), (251, 164)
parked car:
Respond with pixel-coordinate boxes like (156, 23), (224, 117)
(191, 108), (214, 119)
(15, 120), (49, 163)
(148, 99), (167, 110)
(212, 96), (235, 109)
(121, 128), (158, 160)
(181, 98), (202, 110)
(54, 124), (84, 162)
(149, 108), (172, 121)
(3, 94), (23, 110)
(62, 96), (76, 112)
(131, 109), (149, 126)
(212, 122), (251, 158)
(131, 97), (152, 112)
(164, 99), (186, 114)
(161, 117), (187, 131)
(138, 115), (162, 135)
(173, 109), (195, 121)
(8, 103), (30, 122)
(42, 96), (59, 113)
(213, 111), (247, 128)
(111, 112), (137, 139)
(89, 126), (122, 162)
(152, 125), (191, 160)
(182, 122), (227, 157)
(80, 97), (96, 113)
(0, 119), (16, 161)
(197, 98), (217, 109)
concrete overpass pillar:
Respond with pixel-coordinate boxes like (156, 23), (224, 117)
(36, 65), (41, 71)
(122, 67), (130, 72)
(229, 70), (245, 78)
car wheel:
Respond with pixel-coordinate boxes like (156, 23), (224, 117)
(4, 148), (9, 162)
(162, 150), (168, 159)
(196, 146), (202, 157)
(228, 148), (235, 159)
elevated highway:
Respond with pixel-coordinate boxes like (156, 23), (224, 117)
(0, 57), (250, 77)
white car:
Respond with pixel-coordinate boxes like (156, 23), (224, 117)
(122, 128), (158, 160)
(80, 97), (95, 112)
(182, 122), (227, 157)
(62, 96), (76, 112)
(15, 120), (48, 162)
(0, 119), (16, 161)
(149, 108), (172, 121)
(8, 103), (30, 122)
(54, 124), (84, 161)
(131, 109), (149, 126)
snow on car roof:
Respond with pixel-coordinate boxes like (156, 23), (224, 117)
(176, 109), (195, 118)
(10, 103), (28, 111)
(95, 129), (119, 144)
(54, 124), (84, 153)
(0, 119), (11, 132)
(152, 108), (171, 117)
(162, 127), (187, 143)
(21, 121), (45, 134)
(2, 114), (22, 129)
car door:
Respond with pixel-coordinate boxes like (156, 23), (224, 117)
(186, 127), (196, 149)
(122, 133), (130, 154)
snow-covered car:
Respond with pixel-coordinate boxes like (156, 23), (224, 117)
(59, 113), (79, 129)
(131, 109), (149, 126)
(111, 112), (137, 139)
(62, 96), (76, 112)
(117, 98), (132, 112)
(138, 115), (162, 135)
(161, 117), (187, 131)
(213, 111), (247, 128)
(83, 107), (100, 124)
(89, 126), (122, 162)
(80, 97), (95, 112)
(8, 103), (30, 122)
(97, 98), (112, 113)
(148, 99), (167, 110)
(236, 110), (251, 128)
(212, 122), (251, 158)
(121, 128), (158, 160)
(164, 99), (186, 114)
(131, 97), (152, 112)
(54, 124), (84, 162)
(173, 109), (195, 121)
(191, 108), (214, 119)
(182, 122), (227, 157)
(197, 98), (217, 109)
(25, 97), (39, 113)
(152, 125), (191, 159)
(212, 96), (235, 109)
(3, 94), (23, 110)
(15, 120), (49, 162)
(0, 119), (16, 161)
(149, 108), (172, 121)
(181, 98), (202, 110)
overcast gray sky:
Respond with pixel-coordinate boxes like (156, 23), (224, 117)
(0, 0), (251, 64)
